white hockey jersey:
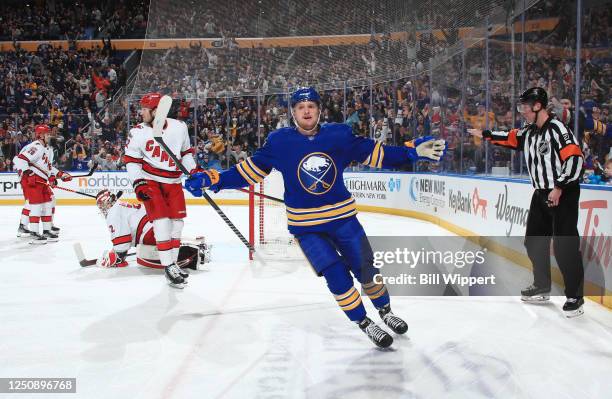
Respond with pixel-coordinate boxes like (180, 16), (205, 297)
(105, 201), (154, 253)
(123, 118), (196, 184)
(13, 140), (58, 181)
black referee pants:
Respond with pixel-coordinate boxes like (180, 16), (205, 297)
(524, 185), (584, 298)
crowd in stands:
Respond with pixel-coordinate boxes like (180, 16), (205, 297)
(0, 0), (610, 184)
(0, 0), (147, 41)
(0, 38), (129, 172)
(146, 0), (526, 39)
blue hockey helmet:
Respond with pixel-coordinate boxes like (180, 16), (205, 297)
(290, 87), (321, 107)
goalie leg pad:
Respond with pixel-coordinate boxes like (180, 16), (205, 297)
(177, 241), (212, 270)
(177, 245), (199, 270)
(136, 258), (165, 269)
(136, 244), (164, 269)
(181, 236), (212, 269)
(136, 239), (211, 271)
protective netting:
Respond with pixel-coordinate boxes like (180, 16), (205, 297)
(127, 0), (610, 179)
(133, 0), (529, 96)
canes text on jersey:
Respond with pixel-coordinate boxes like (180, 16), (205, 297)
(145, 140), (176, 167)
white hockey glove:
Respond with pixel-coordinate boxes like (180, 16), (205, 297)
(411, 136), (447, 161)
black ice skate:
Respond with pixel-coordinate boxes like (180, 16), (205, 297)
(51, 226), (60, 233)
(521, 284), (550, 302)
(378, 304), (408, 334)
(29, 232), (47, 245)
(42, 230), (59, 242)
(563, 297), (584, 318)
(358, 317), (393, 348)
(17, 224), (32, 238)
(178, 267), (189, 279)
(165, 263), (186, 289)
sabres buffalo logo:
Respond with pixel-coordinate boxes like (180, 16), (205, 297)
(298, 152), (337, 195)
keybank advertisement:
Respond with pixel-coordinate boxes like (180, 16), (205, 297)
(344, 172), (610, 234)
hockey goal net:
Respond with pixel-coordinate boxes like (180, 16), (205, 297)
(248, 170), (303, 261)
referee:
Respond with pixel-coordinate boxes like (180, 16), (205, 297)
(469, 87), (585, 317)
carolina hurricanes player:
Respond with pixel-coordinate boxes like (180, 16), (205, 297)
(17, 185), (61, 237)
(123, 93), (198, 288)
(13, 124), (72, 244)
(95, 189), (210, 270)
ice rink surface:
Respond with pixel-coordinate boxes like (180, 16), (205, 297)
(1, 205), (611, 399)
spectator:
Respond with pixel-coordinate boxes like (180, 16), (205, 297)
(604, 159), (612, 185)
(197, 152), (222, 171)
(101, 153), (119, 170)
(0, 156), (8, 172)
(72, 152), (89, 171)
(229, 143), (248, 166)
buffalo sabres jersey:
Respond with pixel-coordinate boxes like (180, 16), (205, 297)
(215, 122), (416, 234)
(105, 201), (154, 253)
(124, 118), (196, 184)
(13, 140), (58, 181)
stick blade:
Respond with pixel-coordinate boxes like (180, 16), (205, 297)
(152, 95), (173, 138)
(73, 242), (96, 267)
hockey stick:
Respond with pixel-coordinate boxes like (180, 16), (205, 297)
(236, 188), (284, 204)
(73, 242), (134, 267)
(51, 185), (124, 200)
(69, 162), (98, 177)
(151, 95), (256, 254)
(47, 184), (96, 198)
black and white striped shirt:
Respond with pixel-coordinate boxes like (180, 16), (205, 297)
(484, 115), (584, 189)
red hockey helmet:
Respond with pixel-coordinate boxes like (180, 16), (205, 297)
(34, 124), (51, 139)
(140, 92), (163, 110)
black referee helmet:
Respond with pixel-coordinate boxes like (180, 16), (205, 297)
(519, 87), (548, 108)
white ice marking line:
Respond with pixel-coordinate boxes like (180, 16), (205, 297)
(159, 262), (251, 399)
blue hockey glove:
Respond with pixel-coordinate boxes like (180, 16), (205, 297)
(184, 170), (220, 197)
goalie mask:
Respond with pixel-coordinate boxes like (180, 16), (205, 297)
(96, 189), (117, 217)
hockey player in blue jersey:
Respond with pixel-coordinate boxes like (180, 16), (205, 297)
(185, 87), (446, 348)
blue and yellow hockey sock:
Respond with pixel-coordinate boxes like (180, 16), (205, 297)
(322, 261), (366, 322)
(362, 281), (390, 310)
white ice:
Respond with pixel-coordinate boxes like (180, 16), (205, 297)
(1, 205), (611, 399)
